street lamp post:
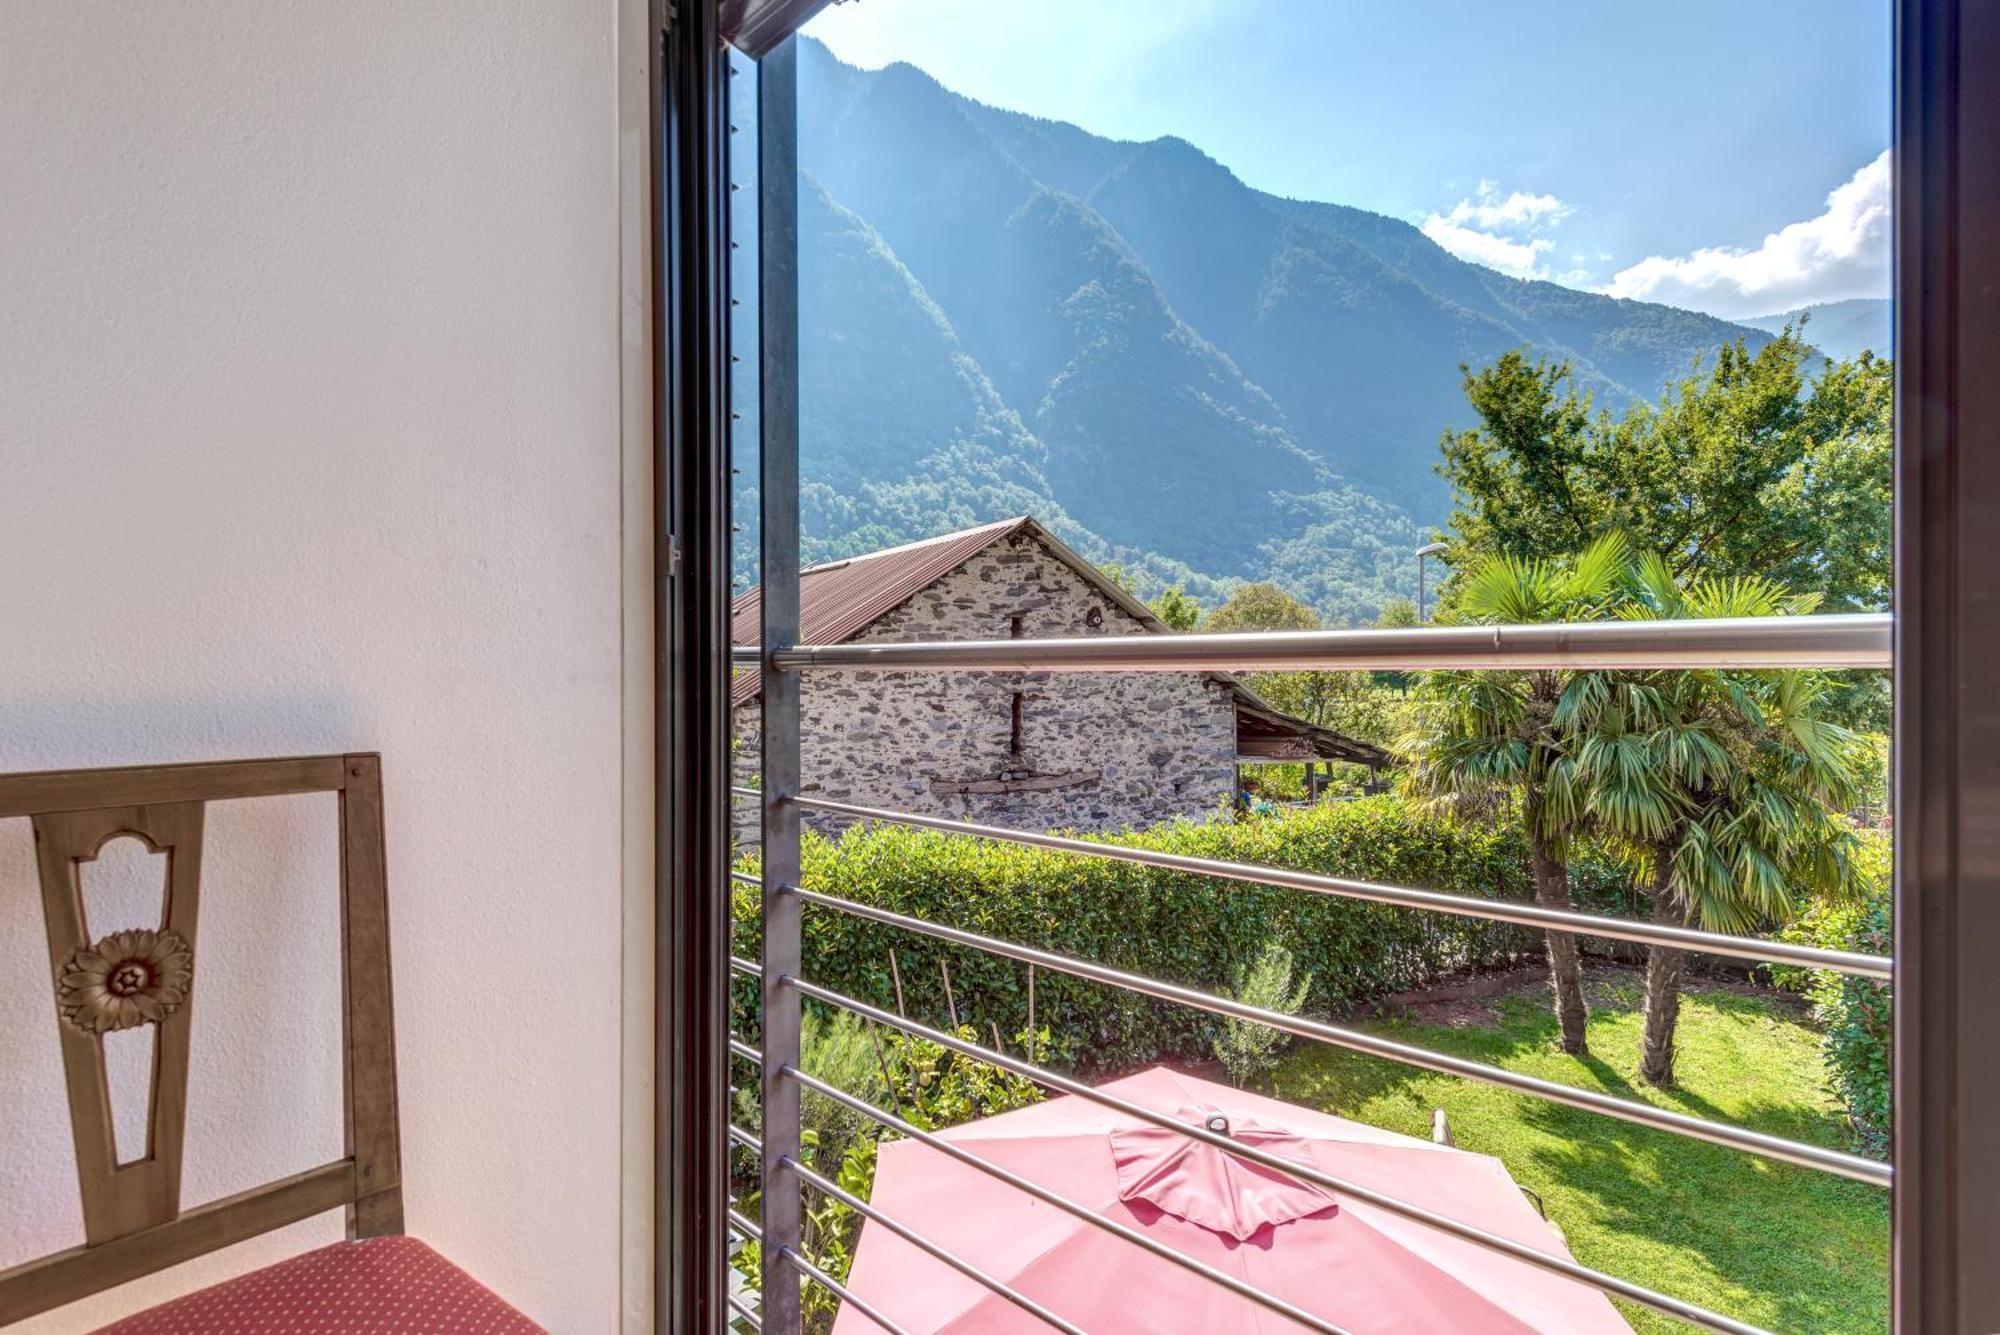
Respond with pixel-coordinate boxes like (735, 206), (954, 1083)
(1416, 541), (1448, 621)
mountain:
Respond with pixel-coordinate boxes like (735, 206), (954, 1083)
(739, 40), (1777, 621)
(1739, 298), (1891, 363)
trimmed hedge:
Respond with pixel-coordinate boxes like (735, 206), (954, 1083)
(1776, 828), (1893, 1151)
(734, 797), (1547, 1073)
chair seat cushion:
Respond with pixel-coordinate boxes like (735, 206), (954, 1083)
(93, 1235), (544, 1334)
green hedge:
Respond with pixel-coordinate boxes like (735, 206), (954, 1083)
(1776, 828), (1893, 1151)
(734, 797), (1547, 1073)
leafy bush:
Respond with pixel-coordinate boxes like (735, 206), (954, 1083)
(730, 1020), (1043, 1334)
(735, 796), (1543, 1074)
(1214, 941), (1313, 1088)
(799, 1009), (895, 1181)
(1774, 828), (1892, 1150)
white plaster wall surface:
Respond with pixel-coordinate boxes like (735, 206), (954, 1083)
(0, 3), (628, 1330)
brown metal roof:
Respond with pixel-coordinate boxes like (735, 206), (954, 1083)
(732, 517), (1029, 706)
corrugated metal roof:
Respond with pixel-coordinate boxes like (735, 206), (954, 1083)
(731, 517), (1029, 705)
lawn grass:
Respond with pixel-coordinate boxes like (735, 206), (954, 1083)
(1269, 971), (1888, 1334)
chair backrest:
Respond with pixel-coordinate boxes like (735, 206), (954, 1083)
(0, 754), (403, 1325)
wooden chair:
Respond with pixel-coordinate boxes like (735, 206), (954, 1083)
(0, 755), (542, 1332)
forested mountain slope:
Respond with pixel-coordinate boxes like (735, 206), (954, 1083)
(742, 40), (1771, 619)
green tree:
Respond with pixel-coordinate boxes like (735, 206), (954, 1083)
(1203, 582), (1319, 632)
(1199, 582), (1404, 750)
(1399, 535), (1630, 1054)
(1439, 331), (1892, 613)
(1368, 597), (1422, 698)
(1374, 597), (1420, 629)
(1561, 556), (1863, 1085)
(1149, 585), (1202, 631)
(1436, 351), (1601, 564)
(1778, 350), (1893, 610)
(1097, 562), (1138, 595)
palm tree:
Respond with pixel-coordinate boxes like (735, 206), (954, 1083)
(1561, 555), (1862, 1085)
(1400, 535), (1628, 1055)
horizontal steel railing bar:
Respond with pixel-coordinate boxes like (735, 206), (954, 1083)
(726, 1292), (762, 1330)
(731, 1037), (763, 1066)
(729, 1206), (763, 1242)
(786, 1066), (1355, 1335)
(730, 870), (761, 887)
(742, 613), (1890, 674)
(731, 785), (762, 800)
(787, 977), (1769, 1335)
(786, 1157), (1087, 1335)
(791, 797), (1892, 982)
(779, 1246), (914, 1335)
(731, 954), (763, 978)
(730, 1124), (764, 1155)
(789, 886), (1889, 1187)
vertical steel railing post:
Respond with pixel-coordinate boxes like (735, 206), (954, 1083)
(756, 33), (803, 1335)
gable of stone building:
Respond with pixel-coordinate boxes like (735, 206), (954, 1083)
(854, 529), (1154, 647)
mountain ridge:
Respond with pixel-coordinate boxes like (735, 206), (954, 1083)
(1739, 298), (1891, 362)
(740, 40), (1785, 620)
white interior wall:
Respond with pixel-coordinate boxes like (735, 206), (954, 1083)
(0, 2), (642, 1329)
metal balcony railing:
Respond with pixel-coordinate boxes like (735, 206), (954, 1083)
(729, 613), (1895, 1335)
(730, 611), (1892, 673)
(725, 38), (1900, 1335)
(767, 793), (1892, 984)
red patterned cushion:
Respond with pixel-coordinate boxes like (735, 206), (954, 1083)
(93, 1235), (543, 1334)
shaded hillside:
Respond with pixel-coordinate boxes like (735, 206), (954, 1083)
(1740, 299), (1891, 362)
(745, 39), (1773, 620)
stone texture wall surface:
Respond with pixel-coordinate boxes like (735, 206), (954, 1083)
(735, 531), (1236, 842)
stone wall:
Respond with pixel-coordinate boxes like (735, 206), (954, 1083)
(734, 530), (1237, 843)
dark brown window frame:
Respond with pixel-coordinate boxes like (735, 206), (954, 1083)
(1893, 0), (2000, 1326)
(656, 1), (2000, 1329)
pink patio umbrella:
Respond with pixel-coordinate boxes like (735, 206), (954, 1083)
(833, 1065), (1630, 1334)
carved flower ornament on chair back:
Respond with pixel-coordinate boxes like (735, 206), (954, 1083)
(0, 755), (541, 1332)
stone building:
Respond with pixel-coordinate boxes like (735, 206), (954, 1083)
(732, 517), (1386, 842)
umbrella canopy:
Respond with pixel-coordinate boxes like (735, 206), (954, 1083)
(834, 1066), (1630, 1334)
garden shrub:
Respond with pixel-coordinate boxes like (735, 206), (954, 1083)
(767, 1009), (894, 1185)
(1214, 940), (1313, 1088)
(728, 1021), (1043, 1334)
(1775, 828), (1893, 1151)
(735, 796), (1543, 1074)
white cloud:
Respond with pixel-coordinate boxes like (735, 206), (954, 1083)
(1419, 180), (1572, 279)
(1603, 151), (1891, 318)
(1419, 217), (1555, 278)
(1443, 183), (1573, 231)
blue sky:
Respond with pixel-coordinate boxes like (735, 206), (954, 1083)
(806, 0), (1892, 319)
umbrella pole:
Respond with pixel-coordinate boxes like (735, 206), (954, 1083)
(865, 1019), (907, 1120)
(1027, 964), (1036, 1062)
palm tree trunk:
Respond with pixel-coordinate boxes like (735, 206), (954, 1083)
(1530, 838), (1589, 1055)
(1640, 850), (1689, 1086)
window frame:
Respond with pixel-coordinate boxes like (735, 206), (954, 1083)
(654, 2), (2000, 1329)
